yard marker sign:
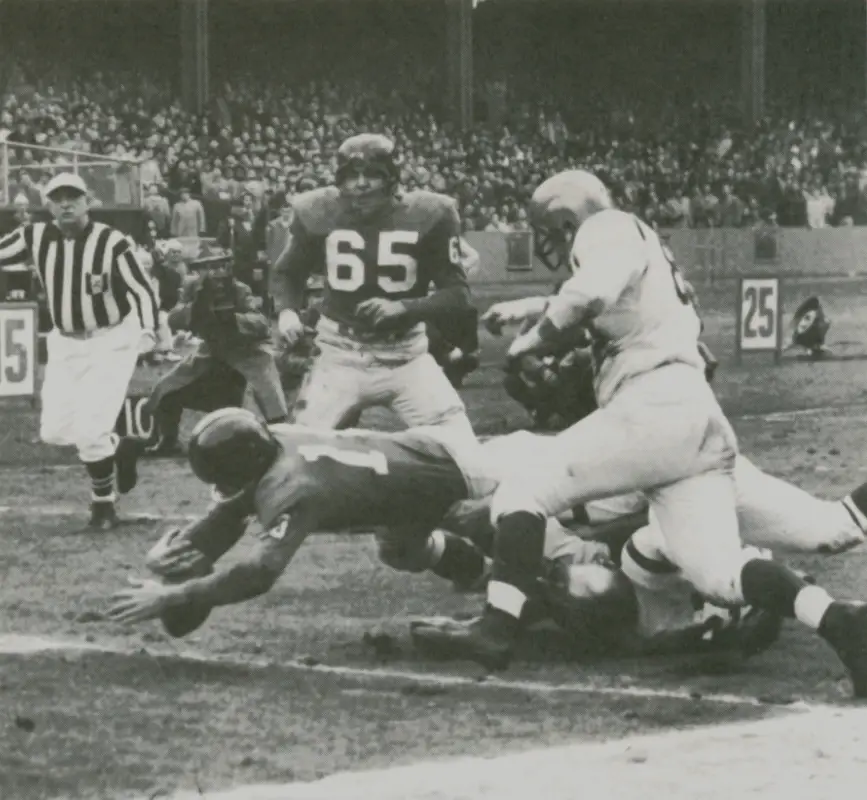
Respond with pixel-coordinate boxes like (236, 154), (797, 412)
(735, 276), (783, 364)
(0, 302), (37, 400)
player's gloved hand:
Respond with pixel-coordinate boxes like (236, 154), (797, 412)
(355, 298), (408, 330)
(278, 309), (305, 346)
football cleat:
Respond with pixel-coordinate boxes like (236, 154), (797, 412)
(187, 408), (279, 498)
(88, 501), (120, 531)
(409, 608), (519, 672)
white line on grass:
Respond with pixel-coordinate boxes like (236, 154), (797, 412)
(0, 633), (832, 711)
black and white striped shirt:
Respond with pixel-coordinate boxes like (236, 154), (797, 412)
(0, 221), (158, 335)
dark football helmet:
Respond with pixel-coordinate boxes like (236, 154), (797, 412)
(187, 408), (279, 497)
(791, 295), (831, 357)
(335, 133), (399, 215)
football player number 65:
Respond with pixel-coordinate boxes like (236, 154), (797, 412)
(326, 230), (419, 293)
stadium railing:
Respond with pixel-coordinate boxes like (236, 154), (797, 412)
(0, 141), (144, 209)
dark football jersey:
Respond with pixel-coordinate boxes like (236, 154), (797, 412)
(254, 424), (470, 533)
(277, 187), (467, 330)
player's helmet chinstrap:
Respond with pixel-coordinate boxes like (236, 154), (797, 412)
(188, 408), (279, 497)
(335, 133), (400, 188)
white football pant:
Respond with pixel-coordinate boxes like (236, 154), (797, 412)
(490, 362), (746, 606)
(40, 313), (142, 462)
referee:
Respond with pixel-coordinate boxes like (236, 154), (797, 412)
(0, 173), (159, 531)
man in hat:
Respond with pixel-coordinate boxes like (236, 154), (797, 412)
(143, 244), (288, 456)
(0, 172), (158, 529)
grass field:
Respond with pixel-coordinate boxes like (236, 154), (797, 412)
(4, 276), (867, 799)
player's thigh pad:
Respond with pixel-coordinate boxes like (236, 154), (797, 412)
(292, 344), (367, 429)
(385, 353), (469, 429)
(490, 369), (737, 522)
(734, 455), (864, 554)
(646, 471), (745, 606)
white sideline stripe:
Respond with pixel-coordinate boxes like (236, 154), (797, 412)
(738, 401), (867, 422)
(132, 706), (867, 800)
(0, 505), (193, 522)
(0, 633), (830, 711)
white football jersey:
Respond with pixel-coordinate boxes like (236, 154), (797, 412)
(545, 209), (704, 406)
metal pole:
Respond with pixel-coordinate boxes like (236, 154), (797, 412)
(1, 140), (8, 206)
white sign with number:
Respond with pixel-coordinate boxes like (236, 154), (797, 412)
(0, 304), (37, 398)
(739, 277), (781, 352)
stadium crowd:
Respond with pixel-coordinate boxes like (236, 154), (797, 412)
(2, 0), (867, 234)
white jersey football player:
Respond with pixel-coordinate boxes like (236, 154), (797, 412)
(433, 170), (867, 697)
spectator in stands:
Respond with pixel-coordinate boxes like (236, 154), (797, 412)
(143, 183), (171, 237)
(170, 186), (206, 239)
(804, 178), (834, 229)
(718, 183), (745, 228)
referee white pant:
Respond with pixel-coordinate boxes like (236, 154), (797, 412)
(40, 313), (142, 463)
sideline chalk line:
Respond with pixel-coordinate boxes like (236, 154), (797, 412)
(0, 632), (835, 711)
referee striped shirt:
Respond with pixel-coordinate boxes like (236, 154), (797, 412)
(0, 220), (158, 335)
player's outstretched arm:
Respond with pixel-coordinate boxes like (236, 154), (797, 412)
(107, 514), (310, 624)
(481, 297), (549, 335)
(175, 514), (309, 609)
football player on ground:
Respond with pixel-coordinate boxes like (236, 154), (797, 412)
(415, 428), (867, 671)
(271, 133), (477, 439)
(415, 169), (867, 697)
(106, 407), (496, 636)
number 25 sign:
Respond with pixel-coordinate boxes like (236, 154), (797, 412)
(735, 277), (783, 362)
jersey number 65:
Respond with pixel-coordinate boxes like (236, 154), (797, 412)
(325, 230), (419, 293)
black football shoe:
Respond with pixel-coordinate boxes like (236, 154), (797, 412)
(410, 607), (520, 672)
(88, 501), (120, 531)
(819, 601), (867, 698)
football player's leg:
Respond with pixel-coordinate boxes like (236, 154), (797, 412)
(388, 353), (476, 439)
(236, 350), (290, 423)
(652, 472), (867, 696)
(734, 455), (867, 555)
(622, 520), (782, 657)
(292, 348), (366, 429)
(375, 524), (487, 588)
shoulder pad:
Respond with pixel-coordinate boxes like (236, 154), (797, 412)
(292, 187), (342, 234)
(397, 190), (456, 236)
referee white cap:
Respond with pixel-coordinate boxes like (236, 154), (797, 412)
(44, 172), (88, 199)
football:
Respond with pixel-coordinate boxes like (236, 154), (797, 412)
(160, 569), (214, 638)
